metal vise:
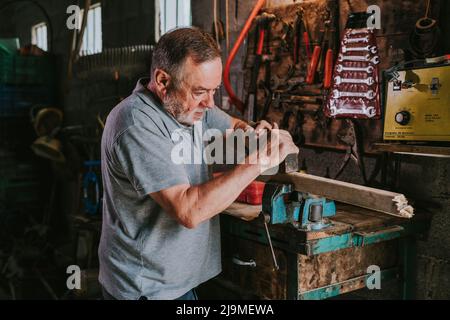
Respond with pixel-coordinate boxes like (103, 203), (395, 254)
(262, 183), (336, 231)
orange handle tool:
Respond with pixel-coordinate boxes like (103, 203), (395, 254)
(306, 46), (321, 84)
(303, 32), (311, 60)
(323, 48), (333, 89)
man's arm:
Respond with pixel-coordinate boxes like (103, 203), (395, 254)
(150, 129), (299, 229)
(150, 162), (261, 229)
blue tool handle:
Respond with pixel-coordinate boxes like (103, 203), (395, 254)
(83, 170), (100, 215)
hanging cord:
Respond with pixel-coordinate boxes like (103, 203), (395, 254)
(409, 0), (441, 58)
(425, 0), (431, 18)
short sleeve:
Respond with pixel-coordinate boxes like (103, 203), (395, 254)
(204, 106), (232, 134)
(113, 125), (190, 196)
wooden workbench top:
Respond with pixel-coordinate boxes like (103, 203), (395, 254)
(223, 201), (431, 242)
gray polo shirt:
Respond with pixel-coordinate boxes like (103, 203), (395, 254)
(99, 78), (231, 300)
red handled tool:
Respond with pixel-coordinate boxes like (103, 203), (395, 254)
(247, 13), (276, 122)
(224, 0), (266, 113)
(306, 10), (331, 85)
(306, 29), (325, 85)
(323, 48), (334, 89)
(324, 0), (339, 89)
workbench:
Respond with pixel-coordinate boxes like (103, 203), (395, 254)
(219, 202), (431, 300)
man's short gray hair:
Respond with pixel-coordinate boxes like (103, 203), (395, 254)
(151, 27), (221, 89)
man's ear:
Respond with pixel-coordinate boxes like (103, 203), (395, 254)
(153, 69), (172, 95)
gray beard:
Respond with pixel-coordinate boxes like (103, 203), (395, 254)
(163, 93), (190, 125)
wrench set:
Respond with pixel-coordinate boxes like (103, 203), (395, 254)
(325, 27), (381, 119)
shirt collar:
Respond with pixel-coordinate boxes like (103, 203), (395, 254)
(133, 78), (197, 130)
(133, 77), (163, 108)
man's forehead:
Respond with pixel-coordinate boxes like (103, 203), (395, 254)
(182, 57), (222, 88)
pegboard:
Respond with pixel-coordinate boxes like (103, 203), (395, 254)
(241, 0), (442, 153)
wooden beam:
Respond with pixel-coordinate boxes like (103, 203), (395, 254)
(373, 143), (450, 157)
(267, 173), (414, 218)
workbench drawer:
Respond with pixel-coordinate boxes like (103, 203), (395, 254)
(221, 233), (289, 300)
(298, 240), (399, 299)
(221, 232), (399, 300)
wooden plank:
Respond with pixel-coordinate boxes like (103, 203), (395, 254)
(332, 211), (387, 230)
(302, 221), (353, 241)
(373, 143), (450, 157)
(269, 173), (414, 218)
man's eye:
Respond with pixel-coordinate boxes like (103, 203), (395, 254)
(194, 91), (205, 96)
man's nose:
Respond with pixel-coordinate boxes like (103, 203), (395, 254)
(200, 91), (215, 109)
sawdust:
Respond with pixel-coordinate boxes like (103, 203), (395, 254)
(393, 195), (415, 218)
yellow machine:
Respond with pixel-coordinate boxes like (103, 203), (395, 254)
(384, 64), (450, 142)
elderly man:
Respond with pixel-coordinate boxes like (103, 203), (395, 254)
(99, 27), (299, 300)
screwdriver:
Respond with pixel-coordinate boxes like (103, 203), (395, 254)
(324, 2), (339, 89)
(323, 47), (334, 89)
(306, 24), (327, 85)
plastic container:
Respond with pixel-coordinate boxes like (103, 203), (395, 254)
(0, 38), (20, 55)
(236, 181), (266, 205)
(212, 172), (266, 205)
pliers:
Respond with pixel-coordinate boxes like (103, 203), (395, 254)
(334, 120), (367, 184)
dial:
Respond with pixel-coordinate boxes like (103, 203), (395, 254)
(395, 111), (411, 126)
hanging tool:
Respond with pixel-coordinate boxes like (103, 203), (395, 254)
(213, 0), (225, 49)
(226, 0), (230, 52)
(246, 13), (276, 122)
(306, 14), (330, 85)
(317, 10), (332, 83)
(302, 15), (312, 61)
(259, 15), (275, 121)
(292, 9), (311, 65)
(324, 0), (339, 89)
(334, 120), (368, 184)
(292, 9), (304, 65)
(224, 0), (266, 113)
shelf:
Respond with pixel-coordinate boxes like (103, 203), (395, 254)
(373, 143), (450, 158)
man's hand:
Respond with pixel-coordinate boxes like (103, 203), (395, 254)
(257, 126), (300, 174)
(253, 120), (274, 132)
(231, 117), (275, 135)
(226, 207), (261, 221)
(246, 120), (275, 136)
